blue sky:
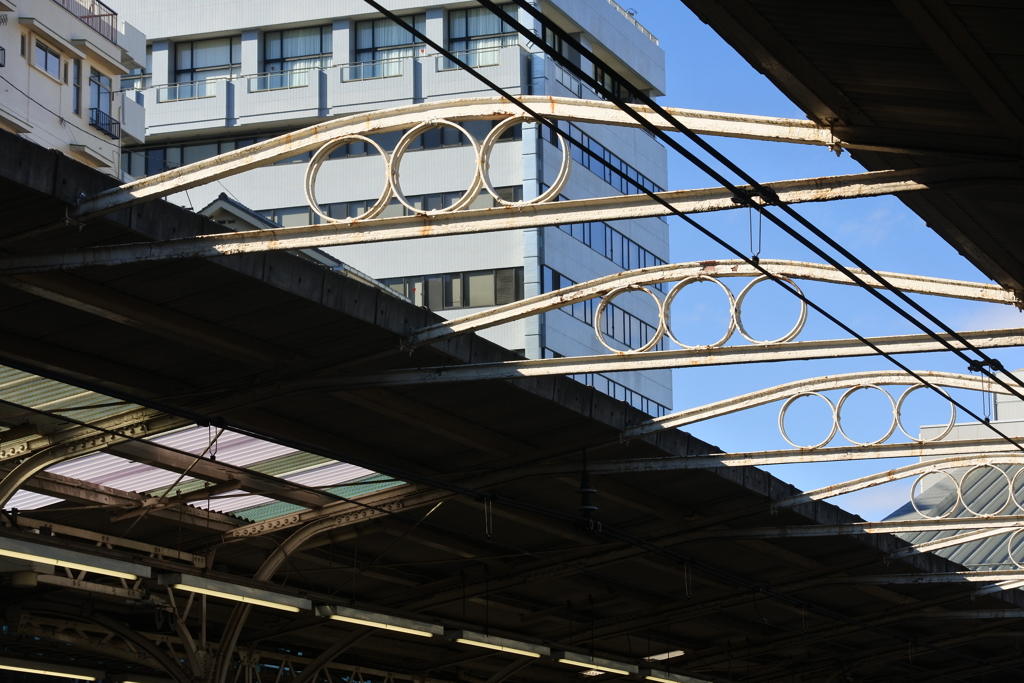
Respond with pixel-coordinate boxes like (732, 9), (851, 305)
(622, 0), (1024, 520)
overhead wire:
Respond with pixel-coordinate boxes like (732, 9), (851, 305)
(361, 0), (1024, 454)
(496, 0), (1024, 401)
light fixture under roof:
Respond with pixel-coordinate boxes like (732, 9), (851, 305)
(552, 651), (638, 676)
(316, 605), (443, 637)
(641, 668), (709, 683)
(0, 535), (151, 580)
(643, 650), (686, 662)
(159, 573), (312, 613)
(0, 655), (104, 681)
(445, 629), (550, 657)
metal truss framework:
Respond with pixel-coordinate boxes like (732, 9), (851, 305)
(0, 96), (1019, 275)
(1, 96), (1022, 682)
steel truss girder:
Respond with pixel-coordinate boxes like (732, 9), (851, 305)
(559, 438), (1022, 473)
(623, 368), (1003, 440)
(320, 328), (1024, 388)
(2, 163), (1013, 275)
(73, 96), (847, 220)
(410, 261), (1018, 347)
(682, 516), (1024, 540)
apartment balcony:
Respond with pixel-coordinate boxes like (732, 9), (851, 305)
(51, 0), (118, 44)
(120, 91), (145, 144)
(142, 46), (528, 138)
(89, 108), (120, 139)
(148, 79), (231, 134)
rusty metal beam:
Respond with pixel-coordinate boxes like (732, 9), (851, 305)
(308, 328), (1024, 389)
(1, 163), (1015, 275)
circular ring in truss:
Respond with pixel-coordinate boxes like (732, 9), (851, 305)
(959, 464), (1013, 517)
(305, 135), (393, 224)
(1008, 468), (1024, 514)
(835, 384), (897, 447)
(895, 384), (957, 443)
(480, 116), (572, 206)
(593, 285), (666, 354)
(390, 119), (484, 215)
(778, 392), (837, 450)
(1009, 529), (1024, 570)
(732, 275), (807, 345)
(661, 276), (736, 349)
(910, 469), (960, 520)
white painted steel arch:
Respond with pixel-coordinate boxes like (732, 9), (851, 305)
(622, 369), (1006, 440)
(408, 259), (1018, 347)
(75, 96), (840, 219)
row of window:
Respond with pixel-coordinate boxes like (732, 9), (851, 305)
(121, 121), (522, 178)
(542, 266), (665, 353)
(539, 184), (667, 283)
(125, 6), (518, 90)
(256, 187), (523, 227)
(542, 348), (668, 417)
(382, 268), (524, 311)
(21, 35), (113, 124)
(544, 120), (663, 195)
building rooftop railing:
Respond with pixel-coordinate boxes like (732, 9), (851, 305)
(606, 0), (658, 45)
(51, 0), (118, 45)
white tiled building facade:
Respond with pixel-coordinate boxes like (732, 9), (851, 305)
(0, 0), (147, 174)
(109, 0), (672, 415)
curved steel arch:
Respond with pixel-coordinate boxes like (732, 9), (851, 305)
(623, 369), (1003, 441)
(407, 259), (1017, 347)
(76, 96), (837, 220)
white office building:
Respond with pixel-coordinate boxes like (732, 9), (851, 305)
(109, 0), (672, 415)
(0, 0), (147, 175)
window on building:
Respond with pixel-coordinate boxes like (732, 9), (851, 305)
(382, 267), (523, 311)
(71, 59), (81, 115)
(34, 40), (60, 79)
(122, 46), (152, 91)
(176, 36), (241, 83)
(448, 4), (517, 67)
(21, 34), (26, 57)
(89, 68), (111, 115)
(354, 14), (425, 77)
(265, 26), (333, 73)
(594, 65), (639, 103)
(542, 25), (582, 68)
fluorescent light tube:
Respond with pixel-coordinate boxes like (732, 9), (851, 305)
(445, 629), (550, 657)
(0, 656), (104, 681)
(641, 669), (708, 683)
(0, 535), (151, 580)
(159, 573), (311, 613)
(316, 605), (443, 637)
(552, 651), (638, 676)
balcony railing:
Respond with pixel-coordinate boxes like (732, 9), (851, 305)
(436, 48), (501, 72)
(606, 0), (658, 45)
(248, 69), (309, 93)
(342, 58), (404, 82)
(89, 108), (120, 139)
(157, 80), (217, 102)
(51, 0), (118, 44)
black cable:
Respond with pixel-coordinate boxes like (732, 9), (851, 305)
(490, 0), (1024, 408)
(360, 0), (1024, 454)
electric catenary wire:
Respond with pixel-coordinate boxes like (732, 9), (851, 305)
(361, 0), (1024, 454)
(493, 0), (1024, 403)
